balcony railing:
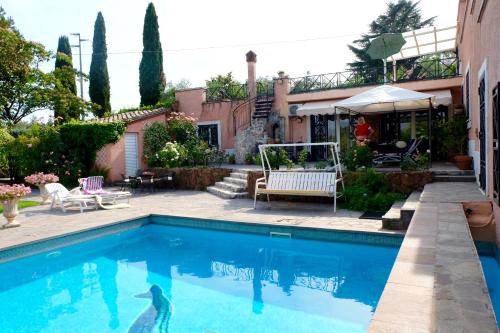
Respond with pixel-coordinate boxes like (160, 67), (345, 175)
(289, 55), (459, 94)
(206, 81), (275, 103)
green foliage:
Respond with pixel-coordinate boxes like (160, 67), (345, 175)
(166, 113), (197, 144)
(139, 2), (164, 106)
(206, 73), (246, 101)
(342, 169), (405, 211)
(207, 147), (226, 167)
(342, 145), (374, 171)
(401, 151), (430, 171)
(257, 148), (292, 170)
(438, 115), (468, 155)
(6, 122), (124, 186)
(89, 165), (110, 181)
(89, 12), (111, 117)
(298, 149), (308, 169)
(347, 0), (435, 70)
(245, 153), (255, 164)
(143, 122), (170, 165)
(0, 128), (13, 176)
(227, 154), (236, 164)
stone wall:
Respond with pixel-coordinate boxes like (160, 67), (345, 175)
(248, 170), (433, 201)
(147, 167), (231, 190)
(234, 118), (268, 163)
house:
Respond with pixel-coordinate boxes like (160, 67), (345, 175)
(95, 108), (168, 181)
(456, 0), (500, 244)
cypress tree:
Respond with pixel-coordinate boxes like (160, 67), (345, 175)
(54, 35), (78, 121)
(139, 2), (164, 106)
(89, 12), (111, 117)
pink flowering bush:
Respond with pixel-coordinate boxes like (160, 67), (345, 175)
(24, 172), (59, 186)
(0, 184), (31, 201)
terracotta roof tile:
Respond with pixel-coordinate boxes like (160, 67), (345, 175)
(94, 108), (168, 123)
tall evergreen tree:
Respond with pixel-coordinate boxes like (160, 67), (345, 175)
(53, 35), (79, 121)
(347, 0), (435, 70)
(139, 2), (164, 106)
(89, 12), (111, 117)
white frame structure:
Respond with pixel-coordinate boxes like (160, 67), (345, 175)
(254, 142), (344, 211)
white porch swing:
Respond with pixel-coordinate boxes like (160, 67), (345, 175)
(254, 142), (345, 212)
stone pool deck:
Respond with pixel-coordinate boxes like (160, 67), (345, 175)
(0, 190), (401, 252)
(369, 182), (499, 333)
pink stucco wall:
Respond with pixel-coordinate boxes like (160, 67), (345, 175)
(95, 113), (167, 182)
(176, 88), (245, 150)
(458, 0), (500, 246)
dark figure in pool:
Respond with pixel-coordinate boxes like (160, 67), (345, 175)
(128, 284), (173, 333)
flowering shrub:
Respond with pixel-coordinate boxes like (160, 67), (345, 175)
(166, 112), (197, 144)
(24, 172), (59, 186)
(0, 184), (31, 201)
(342, 145), (374, 171)
(158, 142), (185, 168)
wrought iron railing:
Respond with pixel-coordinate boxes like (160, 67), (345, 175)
(289, 55), (459, 94)
(206, 83), (249, 102)
(256, 80), (275, 99)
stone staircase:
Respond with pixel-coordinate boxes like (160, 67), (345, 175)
(432, 170), (476, 182)
(207, 170), (249, 199)
(252, 98), (273, 119)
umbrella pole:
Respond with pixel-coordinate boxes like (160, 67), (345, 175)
(383, 59), (388, 84)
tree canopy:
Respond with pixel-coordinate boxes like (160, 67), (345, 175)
(0, 8), (92, 124)
(347, 0), (435, 70)
(139, 2), (165, 107)
(89, 12), (111, 117)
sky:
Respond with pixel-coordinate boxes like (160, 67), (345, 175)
(2, 0), (459, 116)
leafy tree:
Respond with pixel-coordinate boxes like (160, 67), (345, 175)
(205, 72), (246, 101)
(54, 36), (76, 94)
(0, 8), (92, 124)
(347, 0), (435, 71)
(89, 12), (111, 117)
(0, 8), (55, 124)
(139, 2), (165, 106)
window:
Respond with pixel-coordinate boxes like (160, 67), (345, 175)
(465, 71), (470, 120)
(198, 123), (219, 148)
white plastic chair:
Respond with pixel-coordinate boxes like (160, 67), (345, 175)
(45, 183), (97, 213)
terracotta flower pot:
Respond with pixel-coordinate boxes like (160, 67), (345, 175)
(454, 155), (473, 171)
(2, 199), (20, 228)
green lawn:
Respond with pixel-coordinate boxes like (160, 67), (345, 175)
(0, 200), (40, 213)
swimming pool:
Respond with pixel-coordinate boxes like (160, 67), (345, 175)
(0, 220), (400, 333)
(480, 254), (500, 329)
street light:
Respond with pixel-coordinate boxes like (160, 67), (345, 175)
(70, 33), (88, 100)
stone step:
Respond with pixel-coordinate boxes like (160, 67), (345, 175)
(223, 177), (248, 186)
(207, 186), (248, 199)
(432, 170), (474, 176)
(215, 181), (247, 192)
(432, 175), (477, 182)
(400, 191), (421, 228)
(230, 172), (248, 180)
(382, 201), (405, 230)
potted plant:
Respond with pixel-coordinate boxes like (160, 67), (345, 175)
(24, 172), (59, 204)
(0, 184), (31, 228)
(441, 116), (472, 170)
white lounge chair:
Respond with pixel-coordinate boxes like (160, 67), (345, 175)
(45, 183), (97, 213)
(79, 176), (131, 204)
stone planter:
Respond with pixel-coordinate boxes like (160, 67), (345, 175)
(38, 184), (50, 204)
(2, 199), (20, 229)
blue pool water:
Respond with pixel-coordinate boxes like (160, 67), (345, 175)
(0, 223), (399, 333)
(480, 255), (500, 329)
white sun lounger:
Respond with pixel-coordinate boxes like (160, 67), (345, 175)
(45, 183), (97, 213)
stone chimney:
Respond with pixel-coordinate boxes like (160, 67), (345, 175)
(246, 50), (257, 100)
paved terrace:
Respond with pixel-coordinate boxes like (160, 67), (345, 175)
(369, 182), (499, 333)
(0, 190), (400, 252)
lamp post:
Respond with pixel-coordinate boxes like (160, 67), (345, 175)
(70, 33), (88, 100)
